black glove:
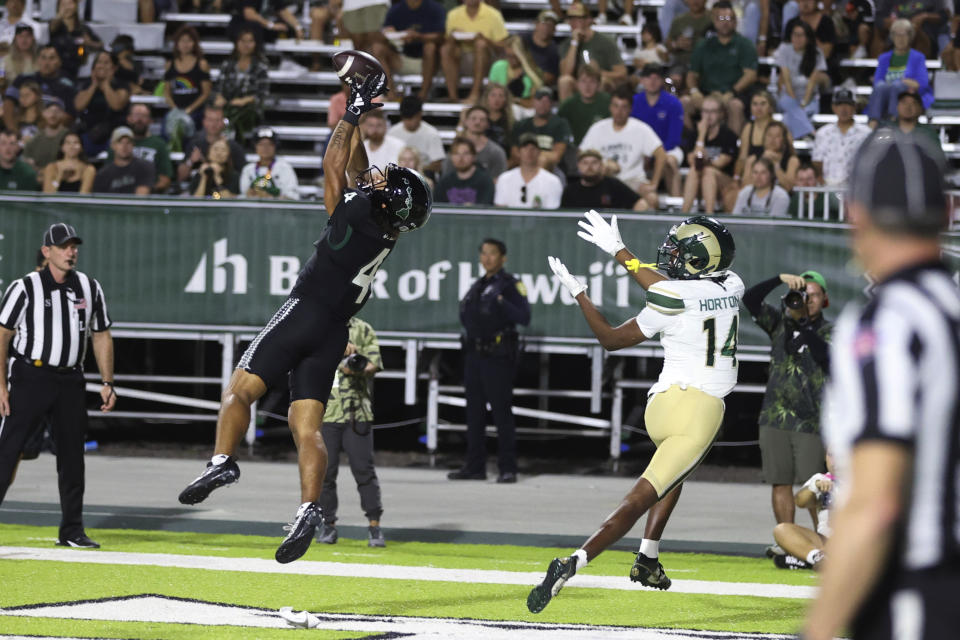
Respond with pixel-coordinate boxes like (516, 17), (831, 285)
(343, 73), (387, 125)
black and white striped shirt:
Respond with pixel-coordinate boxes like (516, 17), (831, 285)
(824, 261), (960, 571)
(0, 267), (111, 370)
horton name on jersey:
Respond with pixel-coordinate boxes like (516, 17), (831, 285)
(699, 296), (740, 312)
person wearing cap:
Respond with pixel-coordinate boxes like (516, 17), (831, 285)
(743, 269), (833, 555)
(0, 129), (39, 191)
(522, 9), (560, 86)
(0, 0), (44, 55)
(110, 35), (146, 95)
(509, 86), (573, 172)
(23, 95), (68, 172)
(879, 90), (942, 151)
(435, 136), (495, 205)
(557, 2), (626, 102)
(441, 0), (510, 104)
(558, 65), (610, 146)
(441, 105), (507, 180)
(803, 130), (959, 640)
(105, 103), (173, 194)
(387, 96), (445, 174)
(812, 87), (871, 186)
(92, 126), (154, 195)
(631, 63), (684, 197)
(865, 19), (933, 123)
(494, 132), (562, 209)
(238, 127), (299, 200)
(0, 223), (116, 550)
(562, 148), (644, 210)
(375, 0), (446, 101)
(4, 46), (76, 135)
(580, 86), (666, 208)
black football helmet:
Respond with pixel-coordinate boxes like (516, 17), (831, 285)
(357, 163), (432, 233)
(655, 216), (735, 279)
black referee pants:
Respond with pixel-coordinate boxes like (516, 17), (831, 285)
(0, 359), (89, 540)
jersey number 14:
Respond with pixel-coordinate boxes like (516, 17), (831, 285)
(703, 316), (738, 367)
(352, 248), (391, 303)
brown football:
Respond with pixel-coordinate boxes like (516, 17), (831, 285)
(332, 50), (385, 88)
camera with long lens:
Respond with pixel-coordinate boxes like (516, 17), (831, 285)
(343, 353), (369, 374)
(782, 289), (808, 311)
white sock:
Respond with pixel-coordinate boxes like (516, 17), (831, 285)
(572, 548), (588, 569)
(211, 454), (229, 466)
(639, 538), (660, 558)
(806, 549), (824, 565)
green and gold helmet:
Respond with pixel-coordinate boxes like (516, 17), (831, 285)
(655, 216), (735, 279)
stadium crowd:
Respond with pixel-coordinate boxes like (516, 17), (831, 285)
(0, 0), (954, 213)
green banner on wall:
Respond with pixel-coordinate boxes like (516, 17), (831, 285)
(2, 194), (958, 346)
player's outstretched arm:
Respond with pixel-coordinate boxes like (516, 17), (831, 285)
(548, 256), (647, 351)
(577, 210), (666, 290)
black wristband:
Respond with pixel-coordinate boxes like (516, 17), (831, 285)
(343, 108), (360, 126)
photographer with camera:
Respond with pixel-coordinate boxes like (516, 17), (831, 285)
(315, 317), (386, 548)
(743, 270), (832, 557)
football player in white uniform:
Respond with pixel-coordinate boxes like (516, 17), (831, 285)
(528, 211), (743, 613)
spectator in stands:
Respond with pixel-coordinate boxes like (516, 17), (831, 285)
(93, 126), (155, 195)
(494, 132), (562, 209)
(883, 90), (942, 148)
(811, 87), (870, 186)
(110, 36), (146, 95)
(14, 81), (41, 143)
(784, 0), (837, 73)
(111, 103), (173, 194)
(228, 0), (303, 45)
(361, 110), (406, 170)
(442, 0), (510, 104)
(865, 19), (933, 124)
(476, 83), (514, 149)
(559, 65), (610, 146)
(239, 127), (299, 200)
(388, 96), (445, 174)
(1, 24), (37, 94)
(523, 10), (560, 87)
(341, 0), (392, 92)
(557, 3), (627, 101)
(942, 14), (960, 69)
(634, 23), (668, 68)
(734, 90), (775, 183)
(510, 86), (572, 172)
(685, 1), (757, 135)
(631, 63), (684, 197)
(743, 121), (800, 192)
(681, 93), (739, 213)
(562, 148), (644, 210)
(665, 0), (711, 89)
(213, 28), (268, 144)
(308, 0), (334, 60)
(596, 0), (635, 26)
(842, 0), (876, 59)
(49, 0), (102, 80)
(397, 145), (433, 190)
(0, 129), (38, 190)
(164, 26), (212, 147)
(189, 138), (239, 198)
(24, 96), (68, 171)
(376, 0), (446, 101)
(42, 131), (94, 193)
(489, 36), (544, 108)
(580, 88), (666, 208)
(435, 137), (495, 205)
(732, 157), (790, 216)
(444, 105), (507, 179)
(0, 0), (42, 56)
(873, 0), (948, 57)
(788, 162), (839, 217)
(179, 104), (248, 187)
(74, 51), (130, 157)
(4, 46), (76, 133)
(776, 21), (828, 140)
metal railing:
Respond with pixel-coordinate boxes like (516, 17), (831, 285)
(793, 187), (960, 227)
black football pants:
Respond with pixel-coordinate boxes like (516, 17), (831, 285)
(0, 359), (88, 540)
(463, 351), (517, 476)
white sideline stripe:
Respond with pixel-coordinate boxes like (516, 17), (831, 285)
(0, 546), (817, 600)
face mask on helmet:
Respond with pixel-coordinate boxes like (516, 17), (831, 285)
(360, 163), (433, 233)
(655, 216), (735, 279)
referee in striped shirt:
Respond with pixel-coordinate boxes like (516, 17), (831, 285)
(804, 131), (960, 639)
(0, 223), (116, 549)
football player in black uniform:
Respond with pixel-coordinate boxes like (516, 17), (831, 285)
(177, 71), (432, 564)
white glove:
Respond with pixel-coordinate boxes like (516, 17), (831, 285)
(547, 256), (587, 298)
(577, 209), (626, 257)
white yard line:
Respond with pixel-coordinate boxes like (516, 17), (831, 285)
(0, 545), (816, 600)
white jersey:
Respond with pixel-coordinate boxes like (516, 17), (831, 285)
(635, 272), (744, 398)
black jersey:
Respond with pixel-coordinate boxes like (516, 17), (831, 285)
(291, 189), (397, 319)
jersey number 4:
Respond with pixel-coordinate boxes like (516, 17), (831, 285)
(703, 316), (738, 367)
(352, 248), (391, 303)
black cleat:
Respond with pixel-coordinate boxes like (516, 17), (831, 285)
(178, 457), (240, 505)
(527, 556), (578, 613)
(276, 502), (323, 564)
(774, 554), (812, 570)
(630, 552), (672, 590)
(56, 533), (100, 549)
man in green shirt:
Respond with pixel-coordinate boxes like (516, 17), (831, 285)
(666, 0), (711, 75)
(106, 103), (173, 194)
(880, 91), (944, 159)
(510, 86), (573, 171)
(0, 130), (39, 191)
(557, 2), (626, 101)
(684, 0), (757, 133)
(315, 317), (387, 548)
(23, 96), (69, 174)
(558, 65), (611, 146)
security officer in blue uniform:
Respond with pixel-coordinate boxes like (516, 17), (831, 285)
(449, 238), (531, 484)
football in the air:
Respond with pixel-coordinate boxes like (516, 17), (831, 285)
(332, 50), (385, 88)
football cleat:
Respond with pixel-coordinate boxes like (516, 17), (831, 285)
(178, 456), (240, 505)
(774, 554), (812, 570)
(276, 502), (323, 564)
(765, 543), (786, 558)
(527, 556), (578, 613)
(629, 552), (672, 590)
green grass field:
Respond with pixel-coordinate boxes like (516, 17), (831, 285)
(0, 523), (817, 639)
